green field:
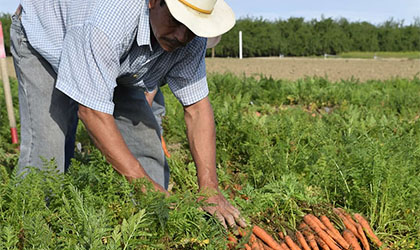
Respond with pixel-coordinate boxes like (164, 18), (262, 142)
(1, 75), (419, 249)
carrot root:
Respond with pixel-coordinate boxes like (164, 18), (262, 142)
(353, 213), (384, 248)
(307, 214), (327, 231)
(161, 135), (171, 158)
(356, 223), (370, 250)
(228, 235), (238, 249)
(252, 225), (283, 250)
(333, 208), (360, 239)
(325, 228), (350, 249)
(320, 215), (350, 249)
(278, 231), (285, 240)
(342, 229), (362, 250)
(303, 215), (341, 250)
(301, 228), (320, 250)
(280, 241), (291, 250)
(285, 235), (302, 250)
(315, 236), (330, 250)
(295, 231), (311, 250)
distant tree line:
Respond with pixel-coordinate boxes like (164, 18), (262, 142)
(210, 17), (420, 57)
(1, 13), (419, 57)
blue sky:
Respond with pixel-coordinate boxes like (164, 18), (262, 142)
(1, 0), (419, 25)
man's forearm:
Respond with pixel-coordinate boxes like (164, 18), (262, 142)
(78, 105), (155, 182)
(184, 97), (247, 229)
(184, 97), (219, 191)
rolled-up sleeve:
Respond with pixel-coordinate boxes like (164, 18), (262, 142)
(166, 38), (208, 106)
(56, 24), (120, 114)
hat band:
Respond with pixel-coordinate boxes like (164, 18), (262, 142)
(178, 0), (213, 14)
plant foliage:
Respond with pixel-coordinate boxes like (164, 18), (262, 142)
(1, 74), (419, 249)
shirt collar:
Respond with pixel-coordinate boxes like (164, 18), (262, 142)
(137, 0), (153, 51)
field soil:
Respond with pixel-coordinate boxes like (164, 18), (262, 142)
(6, 56), (420, 82)
(205, 57), (420, 81)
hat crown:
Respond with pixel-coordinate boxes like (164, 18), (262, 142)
(178, 0), (217, 14)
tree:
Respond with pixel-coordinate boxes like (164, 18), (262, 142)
(0, 13), (12, 56)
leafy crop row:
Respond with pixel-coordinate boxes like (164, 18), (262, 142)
(1, 75), (419, 249)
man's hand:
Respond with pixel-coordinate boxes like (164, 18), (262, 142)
(201, 189), (247, 229)
(183, 97), (247, 229)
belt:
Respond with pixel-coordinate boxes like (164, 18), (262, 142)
(15, 5), (22, 19)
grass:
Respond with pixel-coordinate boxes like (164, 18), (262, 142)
(1, 74), (420, 249)
(339, 51), (420, 59)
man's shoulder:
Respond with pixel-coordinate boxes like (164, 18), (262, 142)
(91, 0), (144, 26)
(86, 0), (146, 46)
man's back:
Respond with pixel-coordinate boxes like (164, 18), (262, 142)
(21, 0), (142, 71)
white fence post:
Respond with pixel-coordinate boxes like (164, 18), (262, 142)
(239, 31), (243, 59)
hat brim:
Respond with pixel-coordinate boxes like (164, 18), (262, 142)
(206, 35), (222, 49)
(165, 0), (235, 38)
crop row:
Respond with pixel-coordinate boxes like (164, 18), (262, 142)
(0, 75), (419, 249)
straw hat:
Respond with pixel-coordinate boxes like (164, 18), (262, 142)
(165, 0), (235, 38)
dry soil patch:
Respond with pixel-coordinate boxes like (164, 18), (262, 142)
(205, 57), (420, 82)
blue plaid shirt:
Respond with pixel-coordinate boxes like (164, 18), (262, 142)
(20, 0), (208, 114)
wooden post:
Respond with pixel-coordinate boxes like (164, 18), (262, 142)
(0, 21), (18, 144)
(211, 47), (215, 58)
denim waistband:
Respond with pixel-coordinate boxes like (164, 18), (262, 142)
(11, 5), (25, 35)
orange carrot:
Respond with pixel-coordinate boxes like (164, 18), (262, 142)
(250, 233), (258, 244)
(258, 238), (267, 250)
(335, 210), (369, 250)
(251, 233), (260, 250)
(324, 228), (350, 250)
(252, 225), (284, 250)
(258, 238), (274, 250)
(228, 235), (238, 242)
(342, 229), (362, 250)
(261, 241), (274, 250)
(238, 227), (252, 238)
(353, 213), (384, 248)
(245, 243), (252, 250)
(307, 214), (327, 231)
(301, 228), (320, 250)
(336, 208), (358, 225)
(303, 215), (341, 250)
(278, 231), (285, 240)
(280, 241), (291, 250)
(285, 235), (302, 250)
(320, 216), (350, 249)
(251, 241), (260, 250)
(333, 208), (360, 238)
(308, 214), (346, 248)
(227, 235), (238, 249)
(315, 236), (330, 250)
(319, 216), (342, 238)
(356, 223), (370, 250)
(161, 135), (171, 158)
(295, 231), (311, 250)
(298, 222), (310, 231)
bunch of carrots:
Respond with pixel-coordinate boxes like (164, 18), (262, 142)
(228, 208), (388, 250)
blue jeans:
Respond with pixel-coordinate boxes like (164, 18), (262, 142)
(10, 13), (169, 189)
